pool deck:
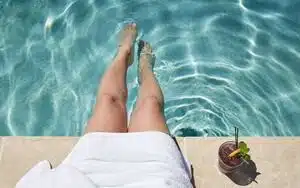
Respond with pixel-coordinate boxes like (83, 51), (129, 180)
(0, 137), (299, 187)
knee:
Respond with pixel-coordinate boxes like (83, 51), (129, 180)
(100, 94), (126, 109)
(140, 96), (164, 111)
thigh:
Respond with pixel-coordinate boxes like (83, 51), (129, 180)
(128, 97), (169, 134)
(85, 95), (127, 133)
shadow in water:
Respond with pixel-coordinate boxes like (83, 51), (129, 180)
(225, 160), (261, 186)
(175, 127), (229, 137)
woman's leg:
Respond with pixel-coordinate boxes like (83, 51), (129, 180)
(85, 23), (137, 133)
(128, 41), (169, 134)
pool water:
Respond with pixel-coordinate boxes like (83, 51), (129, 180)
(0, 0), (300, 136)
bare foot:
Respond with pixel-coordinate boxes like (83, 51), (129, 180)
(119, 23), (137, 66)
(138, 40), (155, 84)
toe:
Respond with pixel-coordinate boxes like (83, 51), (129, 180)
(130, 22), (136, 28)
(142, 41), (152, 53)
(126, 23), (136, 32)
(123, 23), (135, 33)
(146, 43), (152, 53)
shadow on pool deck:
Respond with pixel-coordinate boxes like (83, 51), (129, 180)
(172, 137), (196, 187)
(225, 160), (261, 186)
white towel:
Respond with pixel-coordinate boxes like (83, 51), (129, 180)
(16, 132), (193, 188)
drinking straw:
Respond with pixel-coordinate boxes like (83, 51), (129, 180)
(235, 127), (239, 149)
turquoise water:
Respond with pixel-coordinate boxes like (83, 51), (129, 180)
(0, 0), (300, 136)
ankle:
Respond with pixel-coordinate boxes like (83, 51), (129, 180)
(118, 45), (131, 56)
(116, 49), (130, 60)
(138, 69), (155, 85)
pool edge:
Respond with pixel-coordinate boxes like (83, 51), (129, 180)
(0, 136), (298, 187)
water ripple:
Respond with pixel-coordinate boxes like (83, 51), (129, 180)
(0, 0), (300, 136)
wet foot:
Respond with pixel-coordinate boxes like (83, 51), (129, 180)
(138, 40), (155, 84)
(119, 23), (137, 66)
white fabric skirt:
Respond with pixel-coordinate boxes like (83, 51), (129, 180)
(17, 132), (193, 188)
(63, 132), (192, 187)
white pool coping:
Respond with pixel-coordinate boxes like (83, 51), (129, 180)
(0, 137), (299, 187)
